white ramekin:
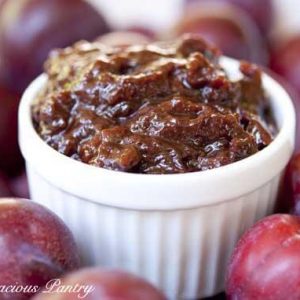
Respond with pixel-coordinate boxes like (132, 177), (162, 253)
(19, 57), (295, 299)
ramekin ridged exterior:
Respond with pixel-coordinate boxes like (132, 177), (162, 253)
(19, 57), (295, 299)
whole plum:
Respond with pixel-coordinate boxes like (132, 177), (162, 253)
(0, 198), (80, 299)
(226, 214), (300, 300)
(0, 0), (110, 93)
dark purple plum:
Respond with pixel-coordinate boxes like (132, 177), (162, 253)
(226, 214), (300, 299)
(0, 198), (80, 299)
(0, 0), (110, 93)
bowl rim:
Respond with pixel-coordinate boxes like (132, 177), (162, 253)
(18, 57), (296, 210)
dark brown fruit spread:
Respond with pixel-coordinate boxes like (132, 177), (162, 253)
(32, 35), (275, 174)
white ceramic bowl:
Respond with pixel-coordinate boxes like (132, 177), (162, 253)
(19, 57), (295, 299)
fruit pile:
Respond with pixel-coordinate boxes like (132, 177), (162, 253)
(1, 0), (300, 299)
(0, 198), (166, 300)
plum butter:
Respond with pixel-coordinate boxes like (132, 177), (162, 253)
(32, 35), (275, 174)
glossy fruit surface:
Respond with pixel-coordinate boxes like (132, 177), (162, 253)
(0, 198), (80, 299)
(0, 0), (110, 93)
(226, 214), (300, 300)
(32, 268), (166, 300)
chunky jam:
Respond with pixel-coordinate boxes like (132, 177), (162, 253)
(33, 35), (275, 174)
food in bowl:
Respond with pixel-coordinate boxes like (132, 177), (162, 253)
(20, 33), (295, 299)
(32, 35), (275, 174)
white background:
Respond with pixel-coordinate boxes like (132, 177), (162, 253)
(88, 0), (300, 38)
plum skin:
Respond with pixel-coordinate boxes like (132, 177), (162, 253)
(226, 214), (300, 300)
(0, 0), (110, 93)
(0, 198), (80, 300)
(32, 267), (166, 300)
